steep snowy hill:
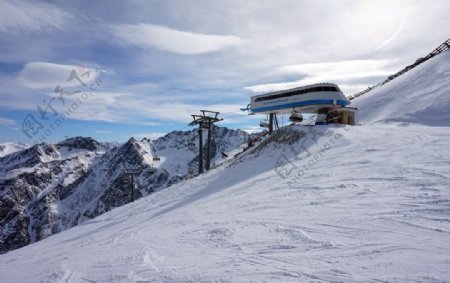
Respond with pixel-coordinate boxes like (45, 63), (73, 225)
(0, 128), (248, 254)
(352, 50), (450, 126)
(0, 124), (449, 282)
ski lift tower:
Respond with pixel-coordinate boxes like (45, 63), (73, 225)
(123, 167), (140, 202)
(189, 110), (223, 174)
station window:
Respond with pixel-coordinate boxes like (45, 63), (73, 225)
(254, 85), (340, 102)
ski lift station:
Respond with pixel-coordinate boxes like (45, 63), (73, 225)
(243, 82), (356, 132)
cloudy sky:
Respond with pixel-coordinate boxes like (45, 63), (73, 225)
(0, 0), (449, 143)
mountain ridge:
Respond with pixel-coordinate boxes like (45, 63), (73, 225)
(0, 126), (249, 254)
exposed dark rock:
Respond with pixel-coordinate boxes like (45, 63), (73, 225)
(57, 136), (101, 151)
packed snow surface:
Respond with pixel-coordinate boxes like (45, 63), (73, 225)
(0, 124), (449, 282)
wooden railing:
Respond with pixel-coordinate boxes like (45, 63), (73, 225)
(348, 38), (450, 100)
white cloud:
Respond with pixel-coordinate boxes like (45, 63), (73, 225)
(376, 21), (405, 50)
(18, 62), (100, 89)
(1, 0), (450, 136)
(28, 89), (245, 126)
(277, 60), (396, 78)
(136, 121), (165, 126)
(245, 59), (399, 95)
(109, 23), (243, 54)
(0, 0), (70, 33)
(132, 102), (243, 123)
(0, 117), (15, 126)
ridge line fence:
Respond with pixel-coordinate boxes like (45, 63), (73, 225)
(348, 38), (450, 101)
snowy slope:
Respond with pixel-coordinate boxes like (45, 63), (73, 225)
(0, 142), (29, 157)
(352, 50), (450, 126)
(0, 124), (449, 282)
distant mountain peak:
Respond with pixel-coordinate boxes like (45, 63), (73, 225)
(57, 136), (101, 151)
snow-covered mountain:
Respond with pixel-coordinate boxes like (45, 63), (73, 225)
(0, 127), (249, 254)
(152, 126), (250, 176)
(0, 142), (29, 158)
(0, 51), (449, 281)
